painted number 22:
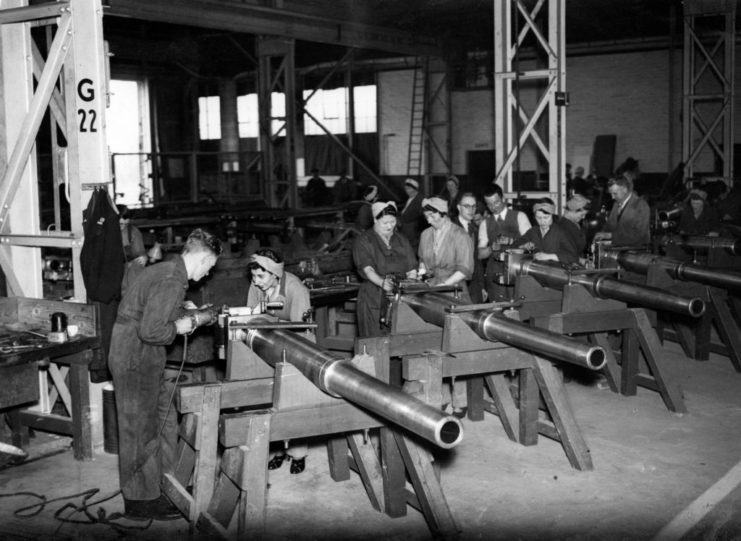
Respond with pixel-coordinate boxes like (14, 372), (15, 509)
(78, 109), (97, 132)
(77, 78), (97, 133)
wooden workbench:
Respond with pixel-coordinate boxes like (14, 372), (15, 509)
(0, 297), (100, 460)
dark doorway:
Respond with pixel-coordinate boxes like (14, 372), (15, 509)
(467, 150), (496, 197)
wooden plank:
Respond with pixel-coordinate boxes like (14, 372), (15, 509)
(0, 362), (38, 409)
(68, 361), (92, 460)
(394, 432), (459, 539)
(191, 385), (221, 523)
(347, 433), (384, 512)
(380, 427), (406, 518)
(219, 404), (383, 447)
(389, 331), (441, 356)
(466, 377), (485, 421)
(621, 329), (640, 396)
(709, 289), (741, 371)
(236, 413), (271, 538)
(17, 410), (72, 435)
(178, 379), (273, 413)
(327, 436), (350, 482)
(518, 367), (539, 446)
(532, 357), (593, 471)
(14, 297), (98, 337)
(631, 309), (687, 413)
(589, 333), (619, 391)
(484, 374), (519, 442)
(441, 349), (533, 377)
(162, 472), (194, 518)
(532, 310), (638, 335)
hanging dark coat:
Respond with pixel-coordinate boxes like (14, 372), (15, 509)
(80, 189), (124, 303)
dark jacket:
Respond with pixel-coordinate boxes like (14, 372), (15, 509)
(80, 189), (124, 303)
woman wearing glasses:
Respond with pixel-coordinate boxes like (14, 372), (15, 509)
(352, 201), (418, 337)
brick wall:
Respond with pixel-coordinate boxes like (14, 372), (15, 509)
(379, 46), (740, 179)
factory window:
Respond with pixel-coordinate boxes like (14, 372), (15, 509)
(234, 85), (377, 138)
(198, 96), (221, 140)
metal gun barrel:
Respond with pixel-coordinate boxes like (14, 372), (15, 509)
(608, 250), (741, 292)
(662, 236), (741, 255)
(518, 260), (705, 318)
(400, 292), (607, 371)
(245, 321), (463, 449)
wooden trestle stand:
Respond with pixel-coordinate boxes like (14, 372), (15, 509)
(378, 299), (594, 471)
(643, 266), (741, 372)
(161, 327), (460, 540)
(515, 275), (687, 414)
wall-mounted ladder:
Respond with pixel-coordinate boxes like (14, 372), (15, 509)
(406, 57), (429, 179)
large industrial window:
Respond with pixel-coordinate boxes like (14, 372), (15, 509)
(230, 85), (377, 139)
(198, 96), (221, 140)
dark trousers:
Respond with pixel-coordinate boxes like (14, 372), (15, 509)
(109, 354), (178, 501)
(485, 258), (515, 302)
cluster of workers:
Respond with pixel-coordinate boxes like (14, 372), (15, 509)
(351, 174), (650, 340)
(106, 168), (741, 521)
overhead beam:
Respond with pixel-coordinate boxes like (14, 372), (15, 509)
(106, 0), (441, 57)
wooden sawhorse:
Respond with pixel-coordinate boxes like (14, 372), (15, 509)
(518, 278), (687, 414)
(375, 301), (593, 471)
(163, 353), (459, 540)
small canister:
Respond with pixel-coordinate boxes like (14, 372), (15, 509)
(50, 312), (67, 333)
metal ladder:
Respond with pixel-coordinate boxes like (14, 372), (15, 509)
(406, 57), (429, 179)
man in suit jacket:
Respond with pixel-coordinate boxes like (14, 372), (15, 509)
(399, 178), (424, 250)
(595, 176), (650, 247)
(454, 192), (485, 303)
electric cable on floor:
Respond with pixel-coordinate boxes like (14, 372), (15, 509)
(0, 334), (191, 533)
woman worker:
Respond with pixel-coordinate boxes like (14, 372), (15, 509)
(418, 196), (474, 302)
(352, 201), (417, 338)
(245, 248), (312, 474)
(678, 189), (721, 236)
(514, 198), (581, 265)
(418, 196), (474, 418)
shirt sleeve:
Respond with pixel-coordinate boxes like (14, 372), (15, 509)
(478, 220), (489, 248)
(352, 234), (376, 280)
(517, 212), (532, 235)
(286, 277), (311, 322)
(453, 229), (474, 279)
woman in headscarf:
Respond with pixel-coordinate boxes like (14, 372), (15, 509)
(514, 198), (580, 265)
(678, 189), (721, 236)
(352, 201), (417, 338)
(355, 185), (379, 231)
(245, 248), (312, 474)
(418, 196), (474, 302)
(417, 196), (474, 418)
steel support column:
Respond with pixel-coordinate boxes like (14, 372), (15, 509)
(682, 0), (735, 184)
(0, 0), (109, 299)
(257, 36), (300, 208)
(493, 0), (566, 208)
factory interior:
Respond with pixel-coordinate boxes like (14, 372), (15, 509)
(1, 0), (741, 539)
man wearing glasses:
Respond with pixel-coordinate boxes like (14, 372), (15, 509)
(455, 193), (485, 303)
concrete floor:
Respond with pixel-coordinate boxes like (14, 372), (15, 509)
(1, 340), (741, 540)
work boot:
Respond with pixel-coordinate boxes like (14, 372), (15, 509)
(268, 451), (288, 470)
(289, 456), (306, 474)
(124, 495), (182, 521)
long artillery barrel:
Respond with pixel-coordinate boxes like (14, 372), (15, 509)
(605, 250), (741, 292)
(244, 320), (463, 449)
(662, 235), (741, 255)
(511, 259), (706, 318)
(400, 291), (607, 371)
